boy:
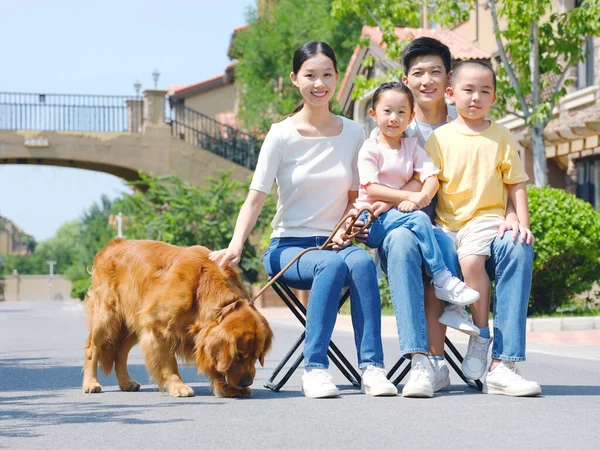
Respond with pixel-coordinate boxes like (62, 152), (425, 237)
(424, 60), (541, 395)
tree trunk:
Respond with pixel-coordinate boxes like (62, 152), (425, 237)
(531, 122), (548, 186)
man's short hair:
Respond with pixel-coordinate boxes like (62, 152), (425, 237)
(401, 37), (452, 75)
(450, 60), (497, 92)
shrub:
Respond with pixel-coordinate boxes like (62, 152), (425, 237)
(528, 186), (600, 315)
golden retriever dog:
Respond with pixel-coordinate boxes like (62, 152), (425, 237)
(82, 238), (273, 398)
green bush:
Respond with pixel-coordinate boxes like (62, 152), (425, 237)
(528, 186), (600, 315)
(71, 278), (91, 301)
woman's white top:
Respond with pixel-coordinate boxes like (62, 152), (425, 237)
(250, 116), (364, 238)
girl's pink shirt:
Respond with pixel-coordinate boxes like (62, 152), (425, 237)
(354, 136), (440, 208)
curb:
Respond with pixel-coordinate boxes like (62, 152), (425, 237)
(526, 316), (600, 332)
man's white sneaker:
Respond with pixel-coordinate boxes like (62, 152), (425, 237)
(301, 369), (339, 398)
(361, 365), (397, 396)
(438, 305), (480, 336)
(401, 354), (434, 398)
(483, 361), (542, 396)
(462, 336), (492, 380)
(432, 363), (451, 392)
(434, 277), (479, 306)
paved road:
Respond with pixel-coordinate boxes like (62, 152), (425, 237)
(1, 301), (599, 449)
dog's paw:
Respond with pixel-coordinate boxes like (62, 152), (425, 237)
(237, 387), (252, 398)
(168, 383), (195, 397)
(119, 380), (141, 392)
(215, 385), (252, 398)
(83, 382), (102, 393)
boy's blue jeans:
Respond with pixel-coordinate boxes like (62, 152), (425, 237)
(263, 236), (384, 369)
(378, 227), (533, 360)
(360, 208), (447, 277)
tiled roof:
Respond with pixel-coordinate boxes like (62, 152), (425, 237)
(171, 64), (235, 100)
(337, 26), (491, 105)
(362, 26), (492, 60)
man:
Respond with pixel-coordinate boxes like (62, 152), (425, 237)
(371, 37), (540, 396)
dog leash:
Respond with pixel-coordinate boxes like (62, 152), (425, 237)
(249, 206), (374, 305)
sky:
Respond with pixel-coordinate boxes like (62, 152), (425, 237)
(0, 0), (255, 241)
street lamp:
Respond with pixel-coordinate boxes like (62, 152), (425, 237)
(134, 80), (142, 97)
(152, 69), (160, 89)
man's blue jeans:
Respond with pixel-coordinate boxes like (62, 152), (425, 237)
(378, 227), (533, 360)
(361, 209), (447, 277)
(264, 236), (384, 369)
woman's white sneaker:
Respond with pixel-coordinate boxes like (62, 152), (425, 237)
(438, 305), (480, 336)
(462, 336), (492, 380)
(483, 361), (542, 396)
(301, 369), (339, 398)
(361, 365), (397, 396)
(434, 277), (480, 306)
(401, 354), (434, 398)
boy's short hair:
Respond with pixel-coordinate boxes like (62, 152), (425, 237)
(450, 60), (497, 92)
(401, 37), (452, 75)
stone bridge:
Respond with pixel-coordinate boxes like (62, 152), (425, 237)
(0, 91), (259, 185)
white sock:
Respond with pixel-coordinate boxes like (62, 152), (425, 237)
(431, 269), (452, 288)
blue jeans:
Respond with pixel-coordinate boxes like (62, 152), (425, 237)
(263, 236), (384, 369)
(379, 228), (532, 360)
(361, 209), (447, 277)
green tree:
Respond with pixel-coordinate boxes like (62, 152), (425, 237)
(1, 253), (46, 275)
(116, 172), (276, 284)
(232, 0), (364, 134)
(333, 0), (600, 186)
(34, 220), (81, 274)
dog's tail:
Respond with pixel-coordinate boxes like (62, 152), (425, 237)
(85, 272), (123, 376)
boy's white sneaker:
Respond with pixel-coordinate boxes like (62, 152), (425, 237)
(483, 361), (542, 396)
(432, 364), (451, 392)
(361, 365), (397, 396)
(301, 369), (339, 398)
(401, 354), (434, 398)
(434, 277), (479, 306)
(462, 336), (492, 380)
(438, 304), (480, 336)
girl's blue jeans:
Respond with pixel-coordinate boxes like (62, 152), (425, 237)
(263, 236), (384, 369)
(360, 208), (447, 277)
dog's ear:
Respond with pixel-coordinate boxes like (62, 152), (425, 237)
(216, 300), (244, 324)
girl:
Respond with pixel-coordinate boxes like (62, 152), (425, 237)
(209, 42), (397, 398)
(354, 81), (480, 396)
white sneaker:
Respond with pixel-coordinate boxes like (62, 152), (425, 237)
(483, 361), (542, 396)
(462, 336), (492, 380)
(434, 277), (480, 306)
(361, 365), (397, 396)
(401, 354), (434, 398)
(438, 305), (480, 336)
(432, 363), (451, 392)
(301, 369), (339, 398)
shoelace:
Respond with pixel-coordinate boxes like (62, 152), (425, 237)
(309, 370), (333, 383)
(498, 361), (523, 379)
(411, 362), (429, 381)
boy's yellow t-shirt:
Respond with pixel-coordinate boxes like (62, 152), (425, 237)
(424, 121), (529, 232)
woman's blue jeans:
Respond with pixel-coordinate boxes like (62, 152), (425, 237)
(378, 227), (532, 360)
(264, 236), (384, 369)
(361, 209), (447, 277)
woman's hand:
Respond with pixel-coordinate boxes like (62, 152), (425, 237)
(209, 246), (243, 267)
(498, 220), (534, 245)
(398, 200), (417, 212)
(331, 228), (353, 250)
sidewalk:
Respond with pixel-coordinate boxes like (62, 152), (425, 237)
(258, 307), (600, 361)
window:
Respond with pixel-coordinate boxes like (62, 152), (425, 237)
(576, 37), (595, 89)
(576, 157), (600, 211)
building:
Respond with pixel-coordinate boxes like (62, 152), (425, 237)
(0, 216), (31, 255)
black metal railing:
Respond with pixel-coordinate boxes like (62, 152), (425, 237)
(0, 92), (143, 133)
(170, 102), (261, 170)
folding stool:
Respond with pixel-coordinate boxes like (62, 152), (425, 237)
(264, 278), (362, 392)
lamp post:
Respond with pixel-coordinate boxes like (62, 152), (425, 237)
(47, 260), (56, 301)
(152, 69), (160, 89)
(134, 80), (142, 97)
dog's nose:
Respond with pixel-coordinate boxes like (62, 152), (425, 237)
(239, 375), (254, 387)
